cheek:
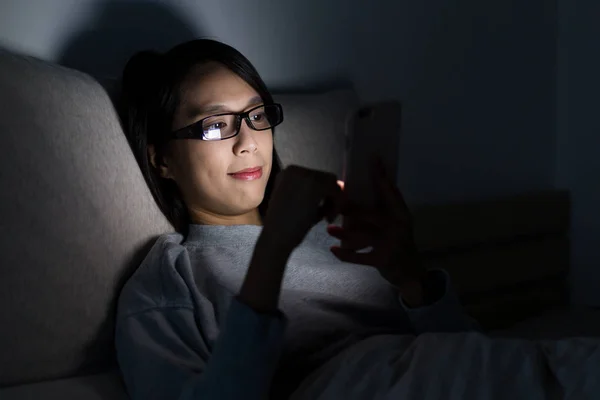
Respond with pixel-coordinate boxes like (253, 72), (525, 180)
(262, 133), (274, 182)
(169, 136), (271, 211)
(171, 142), (228, 193)
(259, 131), (274, 164)
(189, 144), (230, 184)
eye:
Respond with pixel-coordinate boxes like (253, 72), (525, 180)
(204, 121), (227, 131)
(249, 112), (266, 122)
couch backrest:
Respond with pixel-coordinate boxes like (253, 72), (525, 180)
(0, 49), (172, 386)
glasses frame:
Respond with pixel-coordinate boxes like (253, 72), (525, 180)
(170, 103), (284, 141)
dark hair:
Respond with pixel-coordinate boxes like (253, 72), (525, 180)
(118, 39), (281, 235)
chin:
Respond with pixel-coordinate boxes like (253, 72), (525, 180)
(235, 191), (265, 212)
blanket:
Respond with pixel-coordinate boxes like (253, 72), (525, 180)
(290, 332), (600, 400)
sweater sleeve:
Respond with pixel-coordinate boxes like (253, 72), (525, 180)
(116, 296), (287, 400)
(398, 269), (481, 333)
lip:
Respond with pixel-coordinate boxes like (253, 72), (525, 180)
(228, 166), (263, 181)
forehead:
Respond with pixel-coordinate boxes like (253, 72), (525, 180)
(179, 62), (261, 112)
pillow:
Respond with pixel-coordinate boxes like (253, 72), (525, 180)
(274, 89), (359, 178)
(0, 48), (171, 385)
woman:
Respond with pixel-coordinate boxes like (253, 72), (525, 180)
(116, 39), (476, 400)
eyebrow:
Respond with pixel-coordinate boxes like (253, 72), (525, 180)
(188, 95), (263, 117)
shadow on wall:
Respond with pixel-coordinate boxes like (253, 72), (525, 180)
(58, 0), (201, 80)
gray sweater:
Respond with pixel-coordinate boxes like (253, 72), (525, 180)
(115, 220), (476, 400)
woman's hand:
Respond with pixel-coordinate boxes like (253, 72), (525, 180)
(241, 165), (342, 313)
(327, 158), (427, 307)
(262, 165), (343, 255)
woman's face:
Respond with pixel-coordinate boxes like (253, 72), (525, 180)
(160, 62), (273, 223)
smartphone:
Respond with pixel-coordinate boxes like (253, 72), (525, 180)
(342, 101), (402, 210)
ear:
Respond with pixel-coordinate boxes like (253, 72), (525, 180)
(148, 144), (174, 179)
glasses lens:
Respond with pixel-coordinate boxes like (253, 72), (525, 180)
(248, 105), (282, 130)
(265, 104), (283, 127)
(201, 114), (238, 140)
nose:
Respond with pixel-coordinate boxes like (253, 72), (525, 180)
(232, 120), (258, 155)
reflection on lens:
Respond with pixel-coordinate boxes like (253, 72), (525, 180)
(203, 128), (223, 140)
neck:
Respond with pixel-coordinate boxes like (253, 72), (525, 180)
(189, 207), (262, 226)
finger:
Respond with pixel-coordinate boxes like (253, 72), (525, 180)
(327, 225), (376, 250)
(332, 181), (346, 222)
(330, 246), (376, 266)
(297, 169), (339, 223)
(316, 185), (343, 223)
(321, 175), (344, 223)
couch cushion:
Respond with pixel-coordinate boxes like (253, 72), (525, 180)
(0, 49), (172, 385)
(274, 89), (359, 178)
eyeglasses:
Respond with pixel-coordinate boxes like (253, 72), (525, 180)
(171, 103), (284, 141)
